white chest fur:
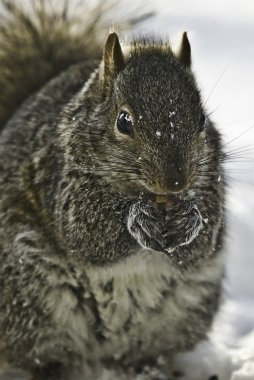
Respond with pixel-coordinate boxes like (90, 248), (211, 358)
(44, 246), (224, 365)
(86, 250), (224, 360)
(87, 251), (176, 329)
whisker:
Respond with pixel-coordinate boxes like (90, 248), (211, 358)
(218, 124), (254, 150)
(206, 101), (229, 118)
(109, 177), (141, 185)
(194, 125), (254, 167)
(204, 60), (231, 106)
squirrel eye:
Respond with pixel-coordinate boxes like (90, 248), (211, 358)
(199, 113), (206, 132)
(117, 111), (133, 135)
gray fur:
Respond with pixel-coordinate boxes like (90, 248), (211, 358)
(0, 2), (226, 380)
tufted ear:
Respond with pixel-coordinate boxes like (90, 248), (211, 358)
(102, 32), (125, 92)
(177, 32), (191, 68)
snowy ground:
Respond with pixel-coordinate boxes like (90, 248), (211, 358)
(135, 1), (254, 379)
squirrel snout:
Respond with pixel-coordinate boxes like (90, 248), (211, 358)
(152, 181), (187, 194)
(151, 169), (190, 194)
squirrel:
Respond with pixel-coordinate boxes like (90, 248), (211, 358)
(0, 1), (226, 379)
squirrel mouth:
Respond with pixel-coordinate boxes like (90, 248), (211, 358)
(150, 194), (179, 212)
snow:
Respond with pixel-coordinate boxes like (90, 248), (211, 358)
(137, 1), (254, 379)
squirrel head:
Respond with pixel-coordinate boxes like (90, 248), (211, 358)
(82, 32), (208, 197)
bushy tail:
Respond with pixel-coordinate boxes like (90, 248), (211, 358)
(0, 0), (151, 129)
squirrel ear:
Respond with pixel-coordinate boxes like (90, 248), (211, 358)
(102, 32), (125, 90)
(177, 32), (191, 68)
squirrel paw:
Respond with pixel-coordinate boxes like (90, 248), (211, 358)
(163, 201), (203, 253)
(128, 200), (203, 254)
(127, 200), (167, 253)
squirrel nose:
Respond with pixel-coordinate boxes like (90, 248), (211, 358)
(153, 166), (190, 194)
(154, 178), (188, 194)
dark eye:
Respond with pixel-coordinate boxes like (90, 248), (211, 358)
(117, 110), (133, 135)
(199, 113), (206, 132)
